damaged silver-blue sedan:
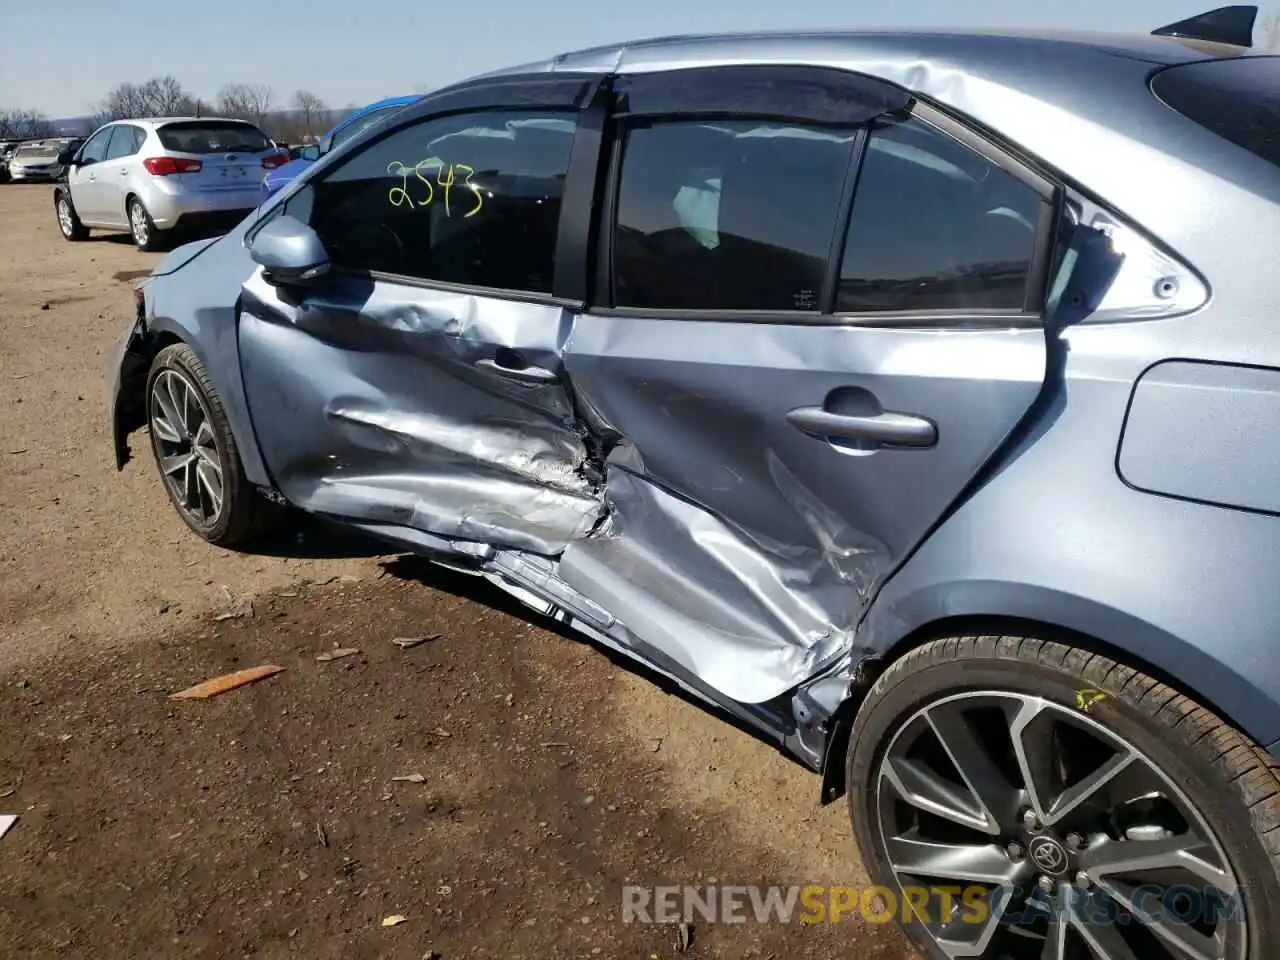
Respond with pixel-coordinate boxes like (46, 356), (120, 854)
(109, 6), (1280, 957)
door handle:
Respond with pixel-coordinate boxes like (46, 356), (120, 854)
(475, 357), (559, 385)
(786, 405), (937, 448)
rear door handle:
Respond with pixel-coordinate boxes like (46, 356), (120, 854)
(475, 357), (559, 385)
(786, 406), (937, 448)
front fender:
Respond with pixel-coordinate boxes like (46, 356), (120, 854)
(112, 221), (274, 490)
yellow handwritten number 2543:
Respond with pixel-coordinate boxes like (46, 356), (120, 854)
(387, 160), (483, 218)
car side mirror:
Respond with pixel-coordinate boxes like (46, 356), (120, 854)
(57, 149), (77, 166)
(300, 144), (321, 162)
(249, 215), (330, 287)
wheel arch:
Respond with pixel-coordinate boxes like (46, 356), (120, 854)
(114, 318), (185, 470)
(818, 589), (1280, 806)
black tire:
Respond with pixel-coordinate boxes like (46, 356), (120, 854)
(127, 195), (165, 252)
(146, 343), (268, 546)
(847, 634), (1280, 960)
(54, 189), (88, 241)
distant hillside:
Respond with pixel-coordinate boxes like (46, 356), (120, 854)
(49, 116), (97, 135)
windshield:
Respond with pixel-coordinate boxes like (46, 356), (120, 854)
(15, 144), (55, 159)
(1151, 56), (1280, 169)
(329, 105), (402, 152)
(157, 121), (272, 154)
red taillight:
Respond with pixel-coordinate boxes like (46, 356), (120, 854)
(143, 156), (202, 176)
(261, 151), (288, 170)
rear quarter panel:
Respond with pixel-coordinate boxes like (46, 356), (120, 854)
(860, 320), (1280, 750)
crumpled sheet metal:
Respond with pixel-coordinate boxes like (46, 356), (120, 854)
(557, 309), (1045, 704)
(239, 274), (604, 555)
(560, 465), (869, 704)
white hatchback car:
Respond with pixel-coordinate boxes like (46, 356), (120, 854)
(54, 118), (287, 251)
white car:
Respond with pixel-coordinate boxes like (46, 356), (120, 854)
(53, 118), (288, 251)
(8, 142), (66, 182)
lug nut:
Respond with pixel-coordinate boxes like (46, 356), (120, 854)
(1075, 870), (1091, 889)
(1066, 833), (1084, 851)
(1038, 876), (1055, 893)
(1006, 841), (1025, 861)
(1022, 809), (1042, 833)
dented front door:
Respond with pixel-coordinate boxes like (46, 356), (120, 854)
(238, 273), (602, 554)
(235, 94), (606, 555)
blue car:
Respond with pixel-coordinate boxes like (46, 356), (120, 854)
(113, 8), (1280, 958)
(261, 95), (421, 202)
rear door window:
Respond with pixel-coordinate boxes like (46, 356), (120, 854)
(610, 121), (858, 311)
(157, 121), (272, 154)
(1151, 57), (1280, 169)
(837, 117), (1050, 313)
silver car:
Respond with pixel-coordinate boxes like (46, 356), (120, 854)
(54, 118), (287, 251)
(108, 6), (1280, 958)
(8, 141), (65, 182)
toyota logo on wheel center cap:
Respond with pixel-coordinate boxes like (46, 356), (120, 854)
(1028, 836), (1069, 875)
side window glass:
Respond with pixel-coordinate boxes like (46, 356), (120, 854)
(105, 126), (138, 161)
(838, 117), (1048, 313)
(612, 121), (857, 311)
(133, 127), (148, 153)
(309, 110), (577, 293)
(79, 128), (112, 165)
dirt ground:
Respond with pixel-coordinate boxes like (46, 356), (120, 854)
(0, 185), (917, 958)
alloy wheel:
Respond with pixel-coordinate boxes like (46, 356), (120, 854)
(875, 691), (1244, 959)
(56, 197), (73, 237)
(148, 369), (224, 527)
(130, 201), (149, 247)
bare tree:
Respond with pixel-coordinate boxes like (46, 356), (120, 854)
(291, 90), (328, 137)
(140, 76), (195, 115)
(1262, 12), (1280, 50)
(217, 83), (274, 126)
(96, 76), (195, 122)
(0, 109), (53, 139)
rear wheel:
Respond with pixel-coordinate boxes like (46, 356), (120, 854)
(146, 343), (268, 546)
(55, 190), (88, 241)
(128, 196), (164, 252)
(847, 635), (1280, 960)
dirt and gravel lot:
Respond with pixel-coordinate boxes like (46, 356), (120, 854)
(0, 184), (916, 958)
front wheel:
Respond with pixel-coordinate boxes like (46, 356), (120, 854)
(55, 191), (88, 241)
(146, 343), (267, 546)
(847, 634), (1280, 960)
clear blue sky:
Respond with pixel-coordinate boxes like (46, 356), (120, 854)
(0, 0), (1271, 118)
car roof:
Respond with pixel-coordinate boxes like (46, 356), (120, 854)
(488, 26), (1248, 85)
(360, 95), (422, 111)
(581, 26), (1238, 63)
